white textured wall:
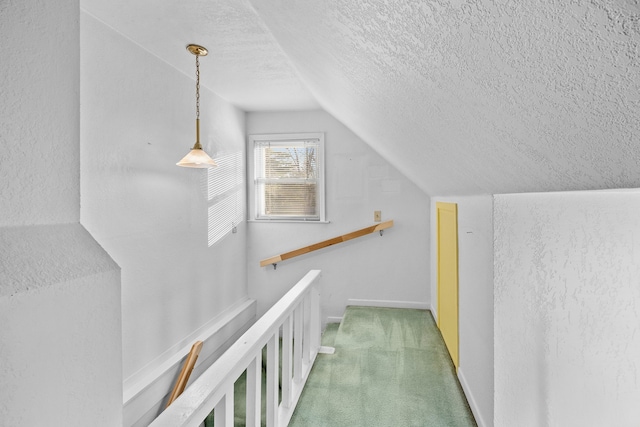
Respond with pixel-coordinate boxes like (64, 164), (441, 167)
(431, 195), (494, 427)
(0, 1), (122, 425)
(494, 190), (640, 426)
(0, 0), (80, 226)
(0, 250), (121, 426)
(246, 110), (430, 320)
(81, 12), (248, 381)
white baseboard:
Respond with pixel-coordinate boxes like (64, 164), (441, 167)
(326, 316), (343, 324)
(123, 298), (256, 427)
(457, 366), (487, 427)
(347, 298), (430, 310)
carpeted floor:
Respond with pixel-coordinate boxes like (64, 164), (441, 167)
(207, 306), (477, 426)
(288, 306), (477, 427)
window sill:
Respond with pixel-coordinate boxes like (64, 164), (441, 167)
(248, 219), (331, 224)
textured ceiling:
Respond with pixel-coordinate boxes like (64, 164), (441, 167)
(80, 0), (318, 111)
(249, 0), (640, 195)
(81, 0), (640, 195)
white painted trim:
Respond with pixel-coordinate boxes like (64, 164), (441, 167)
(347, 299), (429, 310)
(248, 219), (331, 224)
(326, 316), (343, 324)
(279, 348), (319, 427)
(318, 346), (336, 354)
(457, 366), (487, 427)
(150, 270), (323, 427)
(123, 298), (257, 427)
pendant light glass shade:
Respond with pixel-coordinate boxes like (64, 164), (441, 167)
(177, 118), (217, 167)
(176, 148), (217, 168)
(177, 44), (217, 169)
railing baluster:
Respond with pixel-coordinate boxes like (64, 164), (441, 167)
(266, 332), (279, 427)
(281, 314), (293, 408)
(246, 354), (262, 427)
(293, 305), (303, 383)
(303, 293), (312, 366)
(213, 384), (234, 427)
(310, 285), (321, 352)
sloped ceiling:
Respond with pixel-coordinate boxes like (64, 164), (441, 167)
(82, 0), (640, 196)
(80, 0), (318, 111)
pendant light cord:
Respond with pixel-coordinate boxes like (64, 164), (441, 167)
(195, 55), (200, 120)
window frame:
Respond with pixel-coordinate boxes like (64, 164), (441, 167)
(248, 132), (326, 223)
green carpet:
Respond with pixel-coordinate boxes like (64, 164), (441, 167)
(206, 307), (477, 426)
(288, 306), (477, 427)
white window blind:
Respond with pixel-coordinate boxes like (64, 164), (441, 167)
(251, 133), (325, 221)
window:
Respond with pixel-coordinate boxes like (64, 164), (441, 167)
(249, 133), (325, 222)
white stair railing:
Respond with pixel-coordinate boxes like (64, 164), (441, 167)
(149, 270), (323, 427)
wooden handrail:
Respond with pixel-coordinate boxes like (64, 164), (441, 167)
(260, 220), (394, 268)
(166, 341), (203, 408)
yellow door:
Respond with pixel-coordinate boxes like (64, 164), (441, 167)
(436, 202), (459, 368)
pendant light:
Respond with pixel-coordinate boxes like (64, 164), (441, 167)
(177, 44), (217, 168)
